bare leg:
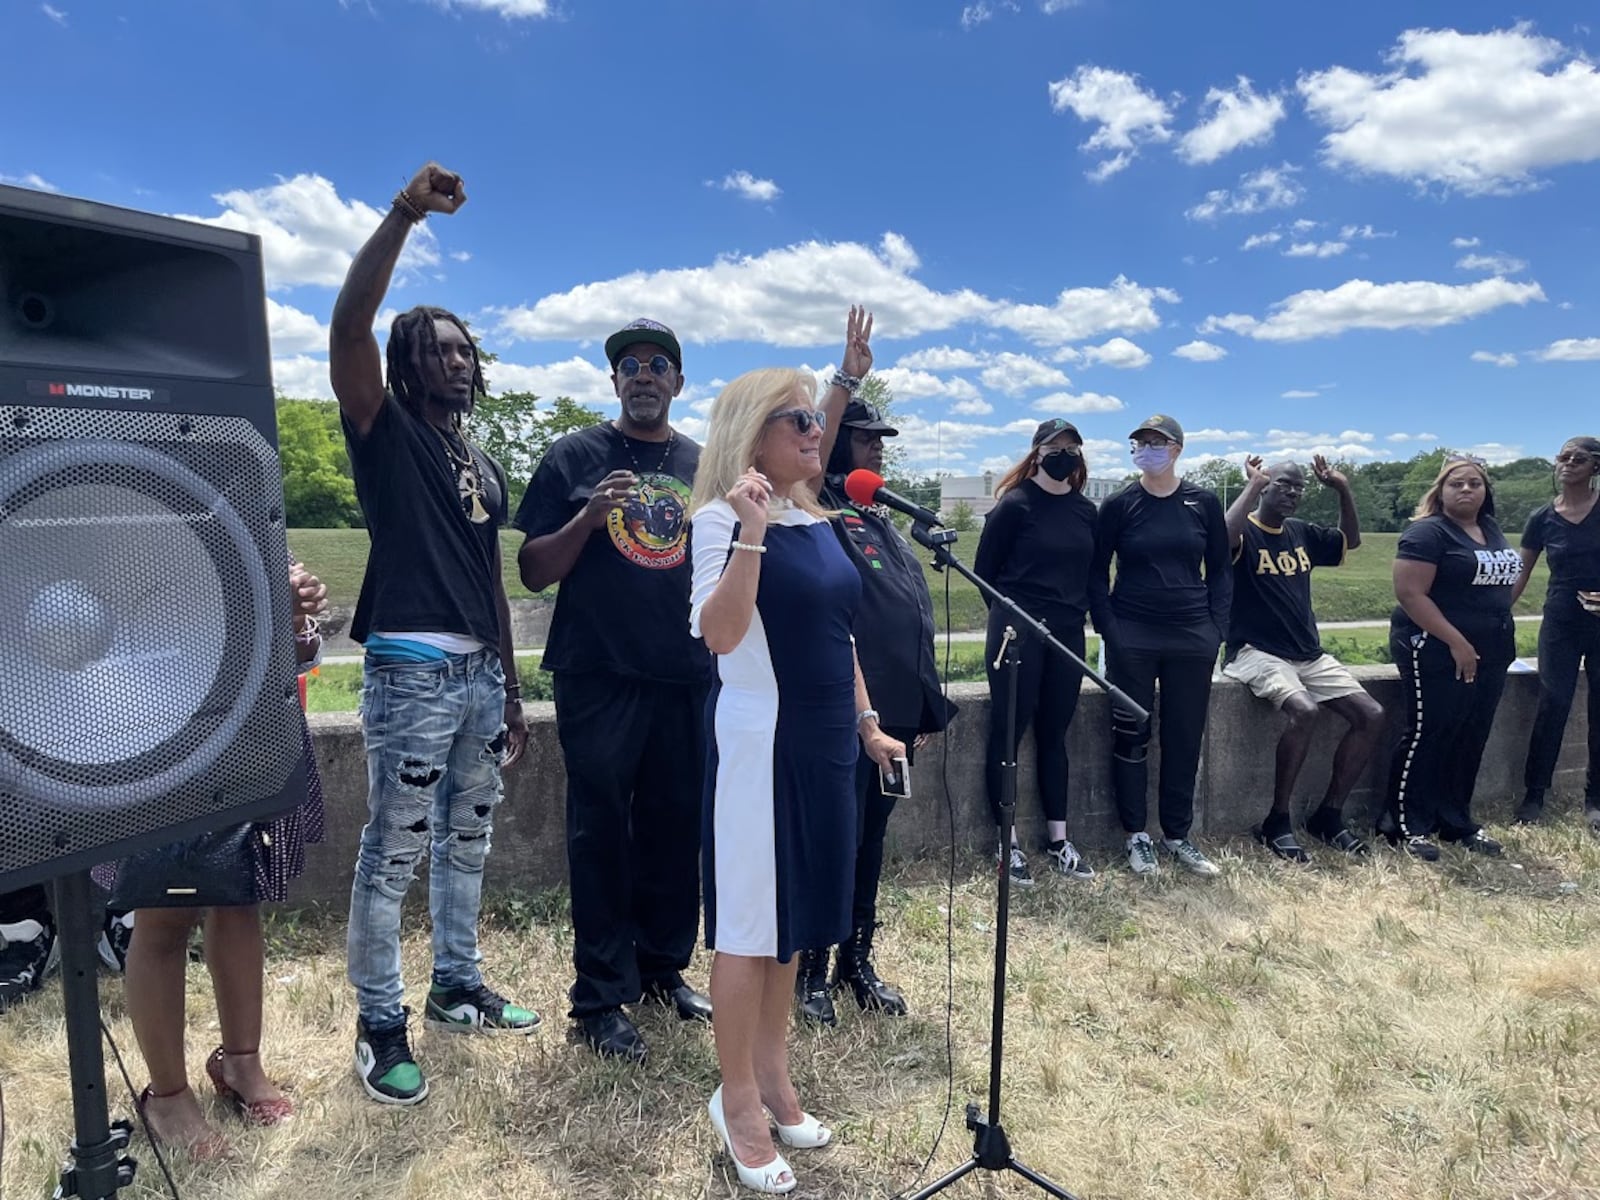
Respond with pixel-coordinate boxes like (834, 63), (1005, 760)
(754, 956), (803, 1125)
(126, 907), (227, 1154)
(204, 905), (285, 1105)
(1321, 694), (1386, 809)
(1272, 695), (1319, 817)
(709, 951), (784, 1169)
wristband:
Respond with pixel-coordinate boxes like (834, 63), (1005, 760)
(829, 370), (863, 395)
(732, 541), (768, 554)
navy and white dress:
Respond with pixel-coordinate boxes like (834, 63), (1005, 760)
(690, 499), (862, 961)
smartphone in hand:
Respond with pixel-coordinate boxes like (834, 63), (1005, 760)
(880, 755), (911, 799)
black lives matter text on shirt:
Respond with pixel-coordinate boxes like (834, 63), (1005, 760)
(342, 397), (507, 647)
(1226, 514), (1346, 663)
(1092, 479), (1232, 638)
(1393, 514), (1519, 638)
(515, 422), (709, 684)
(1523, 501), (1600, 624)
(972, 480), (1099, 621)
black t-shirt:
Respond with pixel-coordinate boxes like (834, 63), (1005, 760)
(821, 479), (954, 735)
(1523, 501), (1600, 624)
(342, 398), (507, 646)
(1092, 480), (1232, 642)
(1227, 514), (1346, 663)
(514, 423), (709, 684)
(1393, 514), (1519, 638)
(973, 481), (1098, 623)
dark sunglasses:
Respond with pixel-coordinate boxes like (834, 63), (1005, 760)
(767, 407), (827, 435)
(1444, 453), (1487, 467)
(1555, 450), (1596, 466)
(617, 354), (674, 379)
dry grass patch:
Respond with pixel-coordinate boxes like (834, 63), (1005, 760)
(3, 815), (1599, 1199)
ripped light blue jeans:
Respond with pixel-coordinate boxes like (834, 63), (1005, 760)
(347, 650), (506, 1029)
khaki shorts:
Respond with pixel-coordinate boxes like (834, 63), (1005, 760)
(1223, 645), (1367, 708)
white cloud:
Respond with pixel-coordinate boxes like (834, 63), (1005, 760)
(1259, 429), (1383, 460)
(1241, 231), (1282, 250)
(1387, 432), (1440, 442)
(1031, 391), (1125, 414)
(1185, 428), (1254, 442)
(1177, 77), (1287, 164)
(437, 0), (553, 17)
(1470, 350), (1519, 367)
(1040, 0), (1082, 10)
(1048, 66), (1174, 181)
(1185, 164), (1304, 221)
(265, 298), (330, 355)
(449, 249), (472, 262)
(1460, 441), (1525, 465)
(960, 2), (998, 29)
(41, 4), (66, 25)
(174, 173), (439, 291)
(490, 356), (618, 409)
(1281, 389), (1320, 398)
(1291, 218), (1319, 233)
(1451, 236), (1481, 248)
(1200, 276), (1545, 342)
(873, 368), (984, 403)
(0, 171), (58, 192)
(951, 398), (995, 416)
(1299, 24), (1600, 194)
(272, 355), (333, 399)
(895, 346), (985, 371)
(714, 171), (781, 203)
(1284, 241), (1349, 258)
(1080, 336), (1152, 369)
(979, 352), (1071, 395)
(1537, 337), (1600, 362)
(1456, 252), (1527, 275)
(497, 236), (1177, 351)
(1172, 339), (1228, 362)
(1340, 224), (1396, 240)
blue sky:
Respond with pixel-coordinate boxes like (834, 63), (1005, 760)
(4, 0), (1598, 478)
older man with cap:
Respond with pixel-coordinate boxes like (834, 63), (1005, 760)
(515, 318), (711, 1062)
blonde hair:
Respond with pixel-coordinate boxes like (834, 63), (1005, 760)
(690, 367), (831, 517)
(1412, 458), (1495, 521)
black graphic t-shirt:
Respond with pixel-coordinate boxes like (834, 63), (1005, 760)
(514, 422), (709, 684)
(1227, 514), (1346, 663)
(1393, 514), (1519, 639)
(342, 397), (507, 647)
(1523, 501), (1600, 624)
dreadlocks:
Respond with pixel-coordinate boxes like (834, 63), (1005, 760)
(384, 305), (487, 424)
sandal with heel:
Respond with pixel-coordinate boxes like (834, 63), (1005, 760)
(205, 1046), (295, 1126)
(708, 1084), (796, 1194)
(137, 1084), (234, 1161)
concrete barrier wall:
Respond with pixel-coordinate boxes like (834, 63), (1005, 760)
(291, 665), (1590, 908)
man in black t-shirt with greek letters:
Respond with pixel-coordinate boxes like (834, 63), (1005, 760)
(1223, 456), (1386, 862)
(516, 319), (710, 1063)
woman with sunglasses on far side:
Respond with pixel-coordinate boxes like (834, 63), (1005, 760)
(1378, 455), (1520, 860)
(973, 418), (1100, 886)
(1512, 435), (1600, 829)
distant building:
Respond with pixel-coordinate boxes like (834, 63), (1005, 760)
(939, 471), (1126, 518)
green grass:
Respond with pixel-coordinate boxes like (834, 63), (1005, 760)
(287, 528), (1552, 634)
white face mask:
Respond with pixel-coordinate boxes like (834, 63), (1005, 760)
(1131, 444), (1172, 472)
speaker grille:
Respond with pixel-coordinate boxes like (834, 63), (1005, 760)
(0, 405), (301, 879)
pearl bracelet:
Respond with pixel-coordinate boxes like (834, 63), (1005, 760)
(732, 541), (767, 554)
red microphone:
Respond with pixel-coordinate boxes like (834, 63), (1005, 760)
(844, 469), (945, 527)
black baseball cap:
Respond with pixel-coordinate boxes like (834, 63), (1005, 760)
(842, 398), (898, 437)
(1127, 413), (1184, 446)
(1032, 418), (1081, 447)
(604, 318), (683, 370)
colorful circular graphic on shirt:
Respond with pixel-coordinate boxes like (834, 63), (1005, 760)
(606, 473), (691, 569)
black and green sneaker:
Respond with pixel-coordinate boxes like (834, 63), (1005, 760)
(355, 1009), (428, 1106)
(425, 980), (540, 1035)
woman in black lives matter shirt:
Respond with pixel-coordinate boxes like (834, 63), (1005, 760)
(1380, 456), (1521, 859)
(1513, 435), (1600, 828)
(973, 418), (1100, 887)
(1091, 414), (1232, 879)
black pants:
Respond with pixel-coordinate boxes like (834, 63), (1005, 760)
(1523, 615), (1600, 801)
(1385, 624), (1514, 838)
(1107, 643), (1215, 840)
(983, 609), (1086, 829)
(553, 672), (706, 1017)
(0, 885), (51, 927)
(847, 725), (916, 936)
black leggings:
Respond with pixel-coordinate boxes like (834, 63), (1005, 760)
(1106, 642), (1215, 841)
(1523, 615), (1600, 801)
(983, 607), (1086, 831)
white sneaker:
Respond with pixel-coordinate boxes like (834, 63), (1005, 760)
(1126, 832), (1158, 876)
(1162, 838), (1222, 877)
(1046, 841), (1095, 880)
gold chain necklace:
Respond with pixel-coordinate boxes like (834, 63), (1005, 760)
(433, 424), (490, 524)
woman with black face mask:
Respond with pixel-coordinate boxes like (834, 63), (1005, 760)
(973, 419), (1100, 885)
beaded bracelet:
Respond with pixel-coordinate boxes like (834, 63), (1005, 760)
(294, 617), (321, 644)
(829, 370), (863, 395)
(392, 189), (426, 223)
(731, 541), (768, 554)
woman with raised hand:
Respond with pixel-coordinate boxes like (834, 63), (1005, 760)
(689, 366), (905, 1194)
(1380, 456), (1520, 859)
(1091, 414), (1232, 878)
(973, 418), (1100, 887)
(1514, 436), (1600, 828)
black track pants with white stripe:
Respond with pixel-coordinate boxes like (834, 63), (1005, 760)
(1383, 621), (1515, 839)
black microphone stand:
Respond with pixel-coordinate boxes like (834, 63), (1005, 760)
(904, 521), (1148, 1200)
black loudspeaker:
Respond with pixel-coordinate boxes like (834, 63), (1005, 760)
(0, 184), (306, 893)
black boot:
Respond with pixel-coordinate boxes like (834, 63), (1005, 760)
(1514, 789), (1546, 825)
(833, 924), (907, 1016)
(794, 948), (836, 1026)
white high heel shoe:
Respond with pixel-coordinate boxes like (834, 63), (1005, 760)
(709, 1085), (797, 1194)
(768, 1107), (832, 1149)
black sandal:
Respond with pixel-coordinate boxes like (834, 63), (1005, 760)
(1253, 826), (1310, 864)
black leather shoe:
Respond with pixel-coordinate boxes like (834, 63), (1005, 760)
(579, 1008), (648, 1062)
(834, 925), (908, 1017)
(1443, 828), (1503, 857)
(794, 948), (837, 1026)
(642, 977), (712, 1023)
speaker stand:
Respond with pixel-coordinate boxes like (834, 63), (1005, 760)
(51, 871), (135, 1199)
